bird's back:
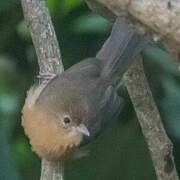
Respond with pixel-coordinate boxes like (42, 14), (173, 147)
(36, 57), (105, 119)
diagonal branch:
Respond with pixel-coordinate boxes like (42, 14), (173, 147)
(124, 58), (179, 180)
(21, 0), (64, 179)
(21, 0), (63, 77)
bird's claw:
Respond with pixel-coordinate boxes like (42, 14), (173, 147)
(37, 72), (57, 81)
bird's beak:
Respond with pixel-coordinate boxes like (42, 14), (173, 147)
(76, 124), (90, 137)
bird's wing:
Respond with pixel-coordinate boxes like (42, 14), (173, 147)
(81, 86), (123, 145)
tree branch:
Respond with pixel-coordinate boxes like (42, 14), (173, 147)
(86, 0), (180, 59)
(21, 0), (64, 179)
(124, 58), (179, 180)
(88, 0), (180, 42)
(21, 0), (63, 77)
(85, 1), (179, 180)
(40, 160), (64, 180)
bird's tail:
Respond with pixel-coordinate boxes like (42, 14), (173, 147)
(96, 18), (147, 82)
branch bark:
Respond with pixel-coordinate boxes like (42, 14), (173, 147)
(40, 160), (64, 180)
(88, 0), (180, 42)
(85, 1), (179, 180)
(21, 0), (64, 179)
(21, 0), (63, 77)
(86, 0), (180, 58)
(124, 58), (179, 180)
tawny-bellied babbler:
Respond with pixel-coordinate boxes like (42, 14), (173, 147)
(22, 18), (147, 161)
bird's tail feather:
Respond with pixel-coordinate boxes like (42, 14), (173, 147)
(96, 18), (147, 81)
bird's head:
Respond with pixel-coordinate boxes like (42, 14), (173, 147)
(22, 89), (90, 161)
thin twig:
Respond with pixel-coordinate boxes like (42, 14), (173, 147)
(21, 0), (64, 179)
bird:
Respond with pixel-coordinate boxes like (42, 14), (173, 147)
(22, 17), (147, 161)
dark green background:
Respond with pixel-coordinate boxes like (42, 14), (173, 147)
(0, 0), (179, 180)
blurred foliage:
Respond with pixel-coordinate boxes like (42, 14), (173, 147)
(0, 0), (179, 180)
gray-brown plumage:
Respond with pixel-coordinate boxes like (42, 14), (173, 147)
(22, 18), (147, 161)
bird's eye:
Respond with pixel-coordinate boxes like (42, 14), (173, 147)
(63, 117), (71, 124)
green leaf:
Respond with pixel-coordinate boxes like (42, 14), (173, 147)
(47, 0), (82, 15)
(63, 0), (82, 12)
(161, 77), (180, 140)
(142, 45), (179, 76)
(73, 14), (110, 34)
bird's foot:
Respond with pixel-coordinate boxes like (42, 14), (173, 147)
(37, 72), (57, 84)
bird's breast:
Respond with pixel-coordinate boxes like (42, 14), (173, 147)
(22, 102), (83, 161)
